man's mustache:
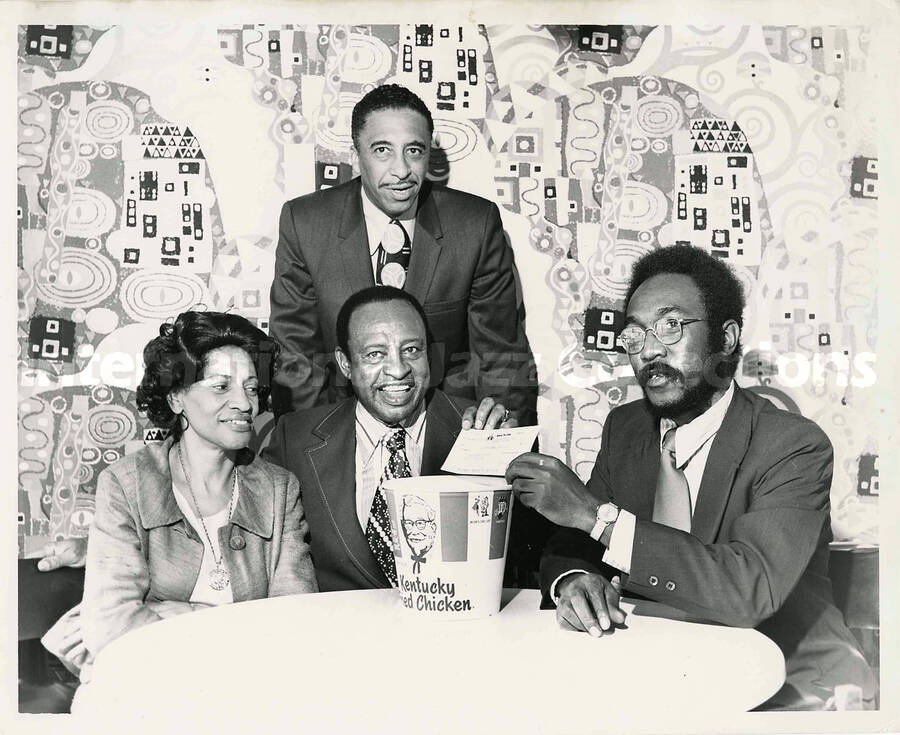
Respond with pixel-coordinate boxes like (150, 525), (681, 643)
(637, 362), (684, 387)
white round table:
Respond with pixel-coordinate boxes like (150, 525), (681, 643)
(79, 589), (784, 732)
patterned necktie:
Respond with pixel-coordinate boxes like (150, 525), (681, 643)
(366, 427), (411, 586)
(652, 428), (692, 532)
(374, 219), (411, 288)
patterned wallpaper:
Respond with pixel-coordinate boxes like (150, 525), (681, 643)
(16, 23), (879, 556)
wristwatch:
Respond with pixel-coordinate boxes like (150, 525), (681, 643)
(589, 502), (620, 541)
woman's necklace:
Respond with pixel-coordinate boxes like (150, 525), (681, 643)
(177, 441), (236, 592)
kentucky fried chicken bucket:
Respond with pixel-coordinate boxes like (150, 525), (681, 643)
(382, 475), (513, 619)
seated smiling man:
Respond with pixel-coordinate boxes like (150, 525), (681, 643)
(266, 286), (545, 591)
(506, 245), (877, 711)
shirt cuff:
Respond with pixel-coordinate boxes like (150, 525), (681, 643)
(549, 570), (590, 602)
(601, 508), (636, 574)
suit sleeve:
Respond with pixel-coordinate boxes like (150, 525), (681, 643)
(269, 201), (330, 416)
(625, 424), (832, 628)
(268, 471), (319, 596)
(538, 410), (621, 598)
(467, 202), (538, 424)
(81, 468), (163, 656)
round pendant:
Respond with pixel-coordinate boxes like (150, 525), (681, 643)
(208, 566), (230, 591)
(380, 262), (407, 288)
(382, 222), (406, 254)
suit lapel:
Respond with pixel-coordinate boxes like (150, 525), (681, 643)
(337, 180), (375, 292)
(421, 391), (463, 475)
(134, 436), (183, 529)
(307, 400), (386, 586)
(405, 185), (443, 304)
(628, 422), (662, 522)
(232, 460), (274, 539)
(690, 388), (754, 543)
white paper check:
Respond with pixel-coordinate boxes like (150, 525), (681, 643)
(441, 425), (540, 476)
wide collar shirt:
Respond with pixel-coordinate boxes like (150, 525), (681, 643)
(354, 400), (427, 531)
(360, 185), (418, 273)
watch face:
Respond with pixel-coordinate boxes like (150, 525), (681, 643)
(598, 503), (619, 522)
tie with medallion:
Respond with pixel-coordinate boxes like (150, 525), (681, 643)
(374, 219), (411, 288)
(651, 428), (692, 532)
(366, 427), (411, 586)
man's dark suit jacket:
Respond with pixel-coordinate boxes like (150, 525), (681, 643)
(264, 389), (550, 592)
(269, 178), (536, 420)
(541, 386), (876, 709)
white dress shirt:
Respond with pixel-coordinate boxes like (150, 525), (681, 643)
(354, 401), (427, 531)
(552, 381), (736, 598)
(360, 186), (417, 275)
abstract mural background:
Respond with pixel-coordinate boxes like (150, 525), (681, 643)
(16, 23), (879, 557)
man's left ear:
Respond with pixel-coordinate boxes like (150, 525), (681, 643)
(722, 320), (740, 355)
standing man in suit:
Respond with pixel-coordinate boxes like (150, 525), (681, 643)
(506, 245), (876, 710)
(269, 83), (536, 423)
(265, 286), (546, 592)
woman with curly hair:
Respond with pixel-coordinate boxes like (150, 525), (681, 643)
(48, 311), (317, 687)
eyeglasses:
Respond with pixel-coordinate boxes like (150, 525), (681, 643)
(617, 317), (707, 355)
(402, 519), (436, 531)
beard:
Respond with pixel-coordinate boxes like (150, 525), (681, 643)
(637, 361), (720, 422)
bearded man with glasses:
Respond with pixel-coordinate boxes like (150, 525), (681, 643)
(506, 244), (876, 711)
